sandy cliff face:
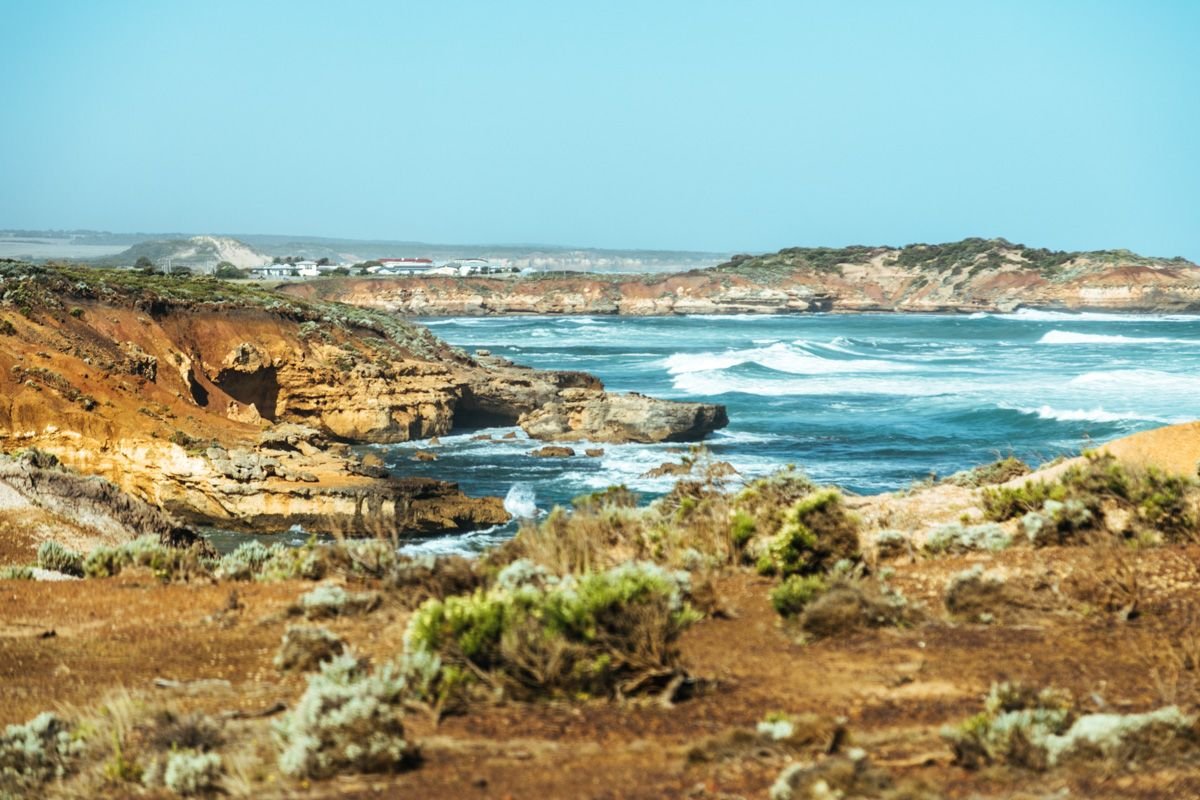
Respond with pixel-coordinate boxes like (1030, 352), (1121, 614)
(285, 239), (1200, 316)
(0, 265), (725, 535)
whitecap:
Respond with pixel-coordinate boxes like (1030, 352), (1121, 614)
(503, 483), (539, 518)
(663, 342), (910, 376)
(1038, 330), (1193, 345)
(1005, 309), (1194, 323)
(1004, 404), (1172, 424)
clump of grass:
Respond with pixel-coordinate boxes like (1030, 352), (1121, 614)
(0, 565), (34, 580)
(274, 652), (417, 779)
(402, 560), (699, 706)
(37, 540), (84, 576)
(753, 489), (860, 577)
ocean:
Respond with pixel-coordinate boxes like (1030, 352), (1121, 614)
(376, 310), (1200, 555)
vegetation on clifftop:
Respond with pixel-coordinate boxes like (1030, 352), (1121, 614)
(713, 237), (1197, 282)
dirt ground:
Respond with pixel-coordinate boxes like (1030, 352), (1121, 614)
(2, 540), (1199, 799)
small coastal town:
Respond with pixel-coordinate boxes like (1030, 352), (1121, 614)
(250, 255), (522, 280)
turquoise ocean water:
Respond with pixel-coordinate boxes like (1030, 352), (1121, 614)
(369, 310), (1200, 555)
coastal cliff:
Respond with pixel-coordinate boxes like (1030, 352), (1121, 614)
(283, 237), (1200, 316)
(0, 263), (725, 536)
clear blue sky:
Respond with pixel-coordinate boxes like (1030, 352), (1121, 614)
(2, 0), (1197, 257)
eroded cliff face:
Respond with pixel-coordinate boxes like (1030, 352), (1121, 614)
(284, 239), (1200, 316)
(0, 264), (725, 535)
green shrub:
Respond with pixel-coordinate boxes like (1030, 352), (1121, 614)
(985, 454), (1198, 543)
(754, 489), (860, 577)
(770, 574), (828, 617)
(982, 480), (1064, 521)
(274, 652), (416, 778)
(0, 565), (35, 580)
(37, 541), (84, 576)
(403, 561), (699, 704)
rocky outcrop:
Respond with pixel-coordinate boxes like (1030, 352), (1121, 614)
(0, 452), (206, 552)
(0, 263), (722, 537)
(519, 389), (729, 443)
(283, 238), (1200, 316)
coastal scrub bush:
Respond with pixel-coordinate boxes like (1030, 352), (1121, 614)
(796, 578), (914, 640)
(214, 540), (283, 580)
(948, 456), (1030, 487)
(984, 454), (1198, 544)
(944, 565), (1011, 622)
(256, 538), (327, 581)
(274, 625), (345, 672)
(753, 489), (860, 577)
(82, 536), (212, 581)
(160, 750), (223, 796)
(402, 560), (699, 704)
(923, 522), (1011, 554)
(274, 652), (417, 779)
(769, 749), (896, 800)
(0, 712), (82, 793)
(299, 584), (382, 619)
(770, 574), (828, 617)
(944, 682), (1197, 770)
(37, 540), (84, 576)
(731, 467), (817, 543)
(873, 529), (911, 559)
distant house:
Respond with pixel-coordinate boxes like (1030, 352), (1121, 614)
(378, 257), (435, 275)
(250, 264), (297, 279)
(294, 260), (320, 278)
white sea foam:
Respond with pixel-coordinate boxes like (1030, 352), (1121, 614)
(1068, 369), (1200, 393)
(1038, 330), (1192, 345)
(1006, 404), (1172, 424)
(503, 483), (539, 518)
(1004, 309), (1193, 323)
(671, 370), (950, 397)
(663, 342), (909, 376)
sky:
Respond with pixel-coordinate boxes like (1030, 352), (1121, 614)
(1, 0), (1198, 257)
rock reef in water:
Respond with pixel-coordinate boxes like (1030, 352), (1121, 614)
(0, 263), (725, 537)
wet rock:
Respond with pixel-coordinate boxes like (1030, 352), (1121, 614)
(411, 450), (437, 462)
(519, 389), (728, 444)
(530, 446), (576, 458)
(585, 448), (605, 457)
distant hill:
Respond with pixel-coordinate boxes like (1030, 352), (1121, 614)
(93, 236), (271, 270)
(712, 237), (1196, 281)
